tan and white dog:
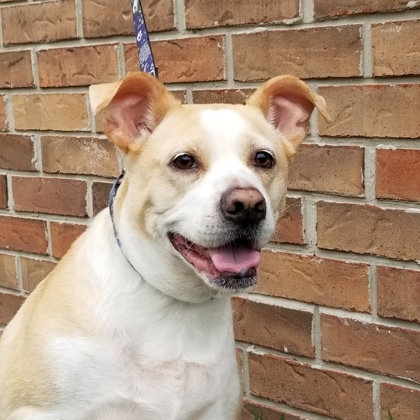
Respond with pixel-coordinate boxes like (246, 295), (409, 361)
(0, 72), (328, 420)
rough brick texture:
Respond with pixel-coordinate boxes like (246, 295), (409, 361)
(314, 0), (420, 19)
(242, 400), (305, 420)
(377, 266), (420, 323)
(257, 250), (370, 312)
(1, 0), (77, 46)
(0, 134), (35, 171)
(372, 20), (420, 77)
(12, 177), (87, 217)
(21, 257), (56, 292)
(376, 148), (420, 202)
(0, 1), (419, 417)
(0, 216), (47, 254)
(273, 197), (304, 245)
(50, 222), (87, 259)
(192, 88), (254, 105)
(38, 45), (119, 87)
(124, 37), (225, 83)
(233, 297), (314, 357)
(0, 293), (25, 327)
(92, 182), (113, 216)
(321, 314), (420, 383)
(318, 85), (420, 138)
(0, 254), (18, 291)
(249, 353), (374, 420)
(13, 94), (89, 132)
(0, 51), (33, 88)
(82, 0), (174, 38)
(41, 136), (120, 178)
(317, 201), (420, 261)
(381, 383), (420, 420)
(288, 144), (364, 196)
(233, 26), (362, 81)
(185, 0), (300, 29)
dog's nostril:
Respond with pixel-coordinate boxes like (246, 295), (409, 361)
(221, 188), (266, 224)
(227, 200), (245, 215)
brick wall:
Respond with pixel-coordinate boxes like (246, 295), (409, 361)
(0, 1), (419, 419)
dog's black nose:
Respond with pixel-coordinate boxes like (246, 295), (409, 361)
(221, 188), (266, 225)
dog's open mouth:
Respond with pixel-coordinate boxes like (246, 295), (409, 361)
(169, 233), (260, 289)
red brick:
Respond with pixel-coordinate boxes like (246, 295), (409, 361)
(82, 0), (174, 38)
(0, 254), (18, 291)
(233, 26), (361, 81)
(377, 266), (420, 323)
(381, 383), (420, 420)
(169, 91), (187, 104)
(13, 94), (89, 132)
(0, 96), (6, 131)
(317, 201), (420, 261)
(0, 51), (33, 88)
(232, 296), (314, 357)
(21, 257), (56, 292)
(0, 216), (48, 254)
(0, 175), (7, 209)
(92, 182), (113, 216)
(318, 85), (420, 139)
(373, 20), (420, 77)
(0, 134), (35, 171)
(41, 136), (119, 178)
(242, 400), (304, 420)
(38, 45), (119, 88)
(50, 222), (87, 259)
(273, 197), (304, 245)
(321, 314), (420, 383)
(249, 353), (373, 420)
(1, 0), (77, 46)
(193, 89), (254, 105)
(314, 0), (420, 19)
(376, 149), (420, 202)
(12, 177), (87, 217)
(124, 37), (225, 83)
(257, 250), (370, 312)
(0, 292), (25, 327)
(288, 145), (364, 196)
(185, 0), (299, 29)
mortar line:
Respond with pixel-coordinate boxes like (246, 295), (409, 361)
(116, 43), (126, 79)
(362, 22), (373, 78)
(373, 380), (381, 420)
(174, 0), (186, 33)
(224, 32), (234, 87)
(302, 0), (314, 23)
(74, 0), (84, 39)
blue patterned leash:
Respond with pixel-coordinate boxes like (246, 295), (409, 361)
(131, 0), (158, 77)
(108, 0), (158, 273)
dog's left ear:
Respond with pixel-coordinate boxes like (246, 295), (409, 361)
(89, 72), (180, 153)
(247, 75), (330, 154)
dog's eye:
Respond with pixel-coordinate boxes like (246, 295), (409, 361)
(254, 150), (275, 169)
(172, 154), (197, 170)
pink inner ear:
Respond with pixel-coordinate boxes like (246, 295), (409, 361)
(104, 93), (152, 148)
(270, 95), (312, 146)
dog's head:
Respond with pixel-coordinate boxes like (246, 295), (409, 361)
(90, 72), (328, 300)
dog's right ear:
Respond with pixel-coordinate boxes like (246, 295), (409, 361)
(89, 72), (180, 153)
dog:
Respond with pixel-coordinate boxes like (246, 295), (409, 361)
(0, 72), (328, 419)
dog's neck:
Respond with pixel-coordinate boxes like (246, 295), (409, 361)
(106, 172), (224, 304)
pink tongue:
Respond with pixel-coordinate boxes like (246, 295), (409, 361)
(208, 244), (260, 273)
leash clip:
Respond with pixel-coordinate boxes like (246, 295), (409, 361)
(132, 0), (140, 14)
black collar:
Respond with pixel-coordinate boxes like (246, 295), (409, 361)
(108, 169), (141, 274)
